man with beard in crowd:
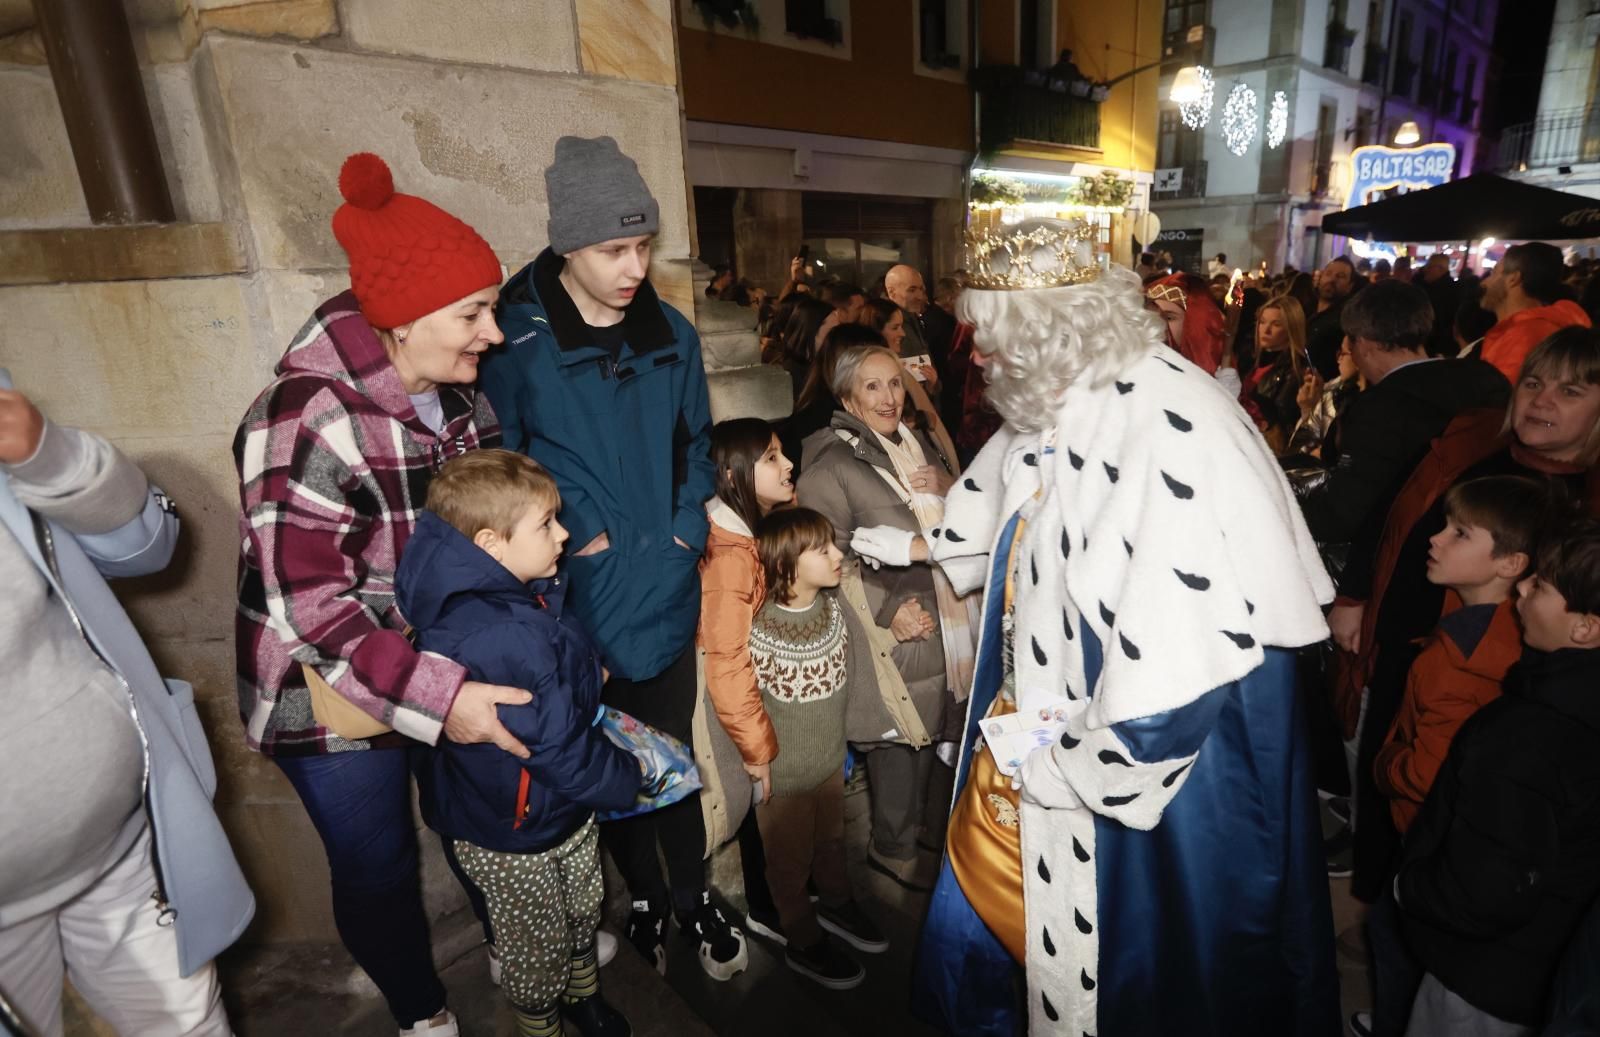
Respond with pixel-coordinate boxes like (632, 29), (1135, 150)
(1308, 256), (1359, 378)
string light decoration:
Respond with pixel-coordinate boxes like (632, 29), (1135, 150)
(1267, 91), (1289, 149)
(1221, 82), (1257, 156)
(1179, 67), (1214, 130)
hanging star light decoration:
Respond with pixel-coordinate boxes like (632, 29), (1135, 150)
(1179, 66), (1214, 130)
(1267, 91), (1289, 149)
(1221, 82), (1258, 155)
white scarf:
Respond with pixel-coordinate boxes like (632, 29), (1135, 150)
(932, 344), (1333, 1035)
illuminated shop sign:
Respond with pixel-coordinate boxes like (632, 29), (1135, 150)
(1346, 143), (1457, 210)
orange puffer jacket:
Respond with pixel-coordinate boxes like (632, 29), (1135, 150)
(698, 499), (780, 766)
(1480, 300), (1591, 383)
(1375, 597), (1522, 834)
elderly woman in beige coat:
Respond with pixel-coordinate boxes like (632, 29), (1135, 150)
(797, 345), (977, 891)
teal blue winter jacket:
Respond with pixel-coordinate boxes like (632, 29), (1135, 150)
(481, 250), (715, 681)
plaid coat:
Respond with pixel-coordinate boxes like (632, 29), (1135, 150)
(233, 291), (500, 756)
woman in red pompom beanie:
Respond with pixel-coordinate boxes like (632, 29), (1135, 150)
(231, 153), (519, 1037)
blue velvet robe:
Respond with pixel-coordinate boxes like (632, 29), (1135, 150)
(912, 512), (1341, 1036)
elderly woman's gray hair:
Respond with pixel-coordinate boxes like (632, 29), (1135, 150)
(956, 266), (1164, 432)
(829, 345), (901, 402)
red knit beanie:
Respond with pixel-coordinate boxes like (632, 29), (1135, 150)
(331, 153), (502, 330)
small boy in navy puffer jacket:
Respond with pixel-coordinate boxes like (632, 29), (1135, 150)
(396, 449), (640, 1037)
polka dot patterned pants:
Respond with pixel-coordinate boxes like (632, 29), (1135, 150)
(452, 818), (603, 1011)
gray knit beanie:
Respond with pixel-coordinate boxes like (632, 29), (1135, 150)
(544, 135), (660, 255)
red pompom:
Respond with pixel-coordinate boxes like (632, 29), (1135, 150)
(339, 152), (394, 211)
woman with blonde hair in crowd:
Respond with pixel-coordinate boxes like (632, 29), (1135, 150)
(1246, 295), (1311, 454)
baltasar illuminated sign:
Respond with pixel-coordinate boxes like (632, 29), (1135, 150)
(1346, 143), (1457, 210)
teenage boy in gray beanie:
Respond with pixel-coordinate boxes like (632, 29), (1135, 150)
(481, 136), (747, 983)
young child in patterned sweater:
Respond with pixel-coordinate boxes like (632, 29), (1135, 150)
(750, 507), (888, 990)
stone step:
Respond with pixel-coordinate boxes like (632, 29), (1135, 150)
(694, 297), (758, 334)
(701, 328), (762, 371)
(707, 364), (794, 424)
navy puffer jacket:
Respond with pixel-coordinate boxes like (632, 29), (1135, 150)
(397, 511), (640, 853)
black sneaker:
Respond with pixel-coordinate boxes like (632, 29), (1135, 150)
(624, 899), (669, 976)
(679, 892), (749, 981)
(816, 900), (889, 954)
(561, 994), (632, 1037)
(786, 935), (865, 990)
(744, 904), (787, 946)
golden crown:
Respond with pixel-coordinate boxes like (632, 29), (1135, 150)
(963, 219), (1102, 291)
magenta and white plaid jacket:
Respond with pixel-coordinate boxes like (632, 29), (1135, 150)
(233, 291), (500, 756)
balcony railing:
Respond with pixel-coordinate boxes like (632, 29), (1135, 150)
(1311, 161), (1334, 198)
(974, 65), (1101, 152)
(1324, 25), (1357, 74)
(1495, 105), (1600, 171)
(1153, 160), (1208, 201)
(1362, 44), (1387, 86)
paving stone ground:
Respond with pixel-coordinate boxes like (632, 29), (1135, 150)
(64, 780), (1371, 1037)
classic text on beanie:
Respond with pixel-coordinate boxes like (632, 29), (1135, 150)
(331, 152), (503, 330)
(544, 136), (660, 255)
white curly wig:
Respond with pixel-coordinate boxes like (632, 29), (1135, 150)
(957, 264), (1165, 432)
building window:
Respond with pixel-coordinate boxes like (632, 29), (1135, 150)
(1164, 0), (1206, 35)
(1019, 0), (1056, 68)
(1461, 57), (1478, 122)
(785, 0), (843, 43)
(1325, 0), (1356, 73)
(1312, 102), (1337, 197)
(1355, 107), (1375, 146)
(919, 0), (963, 69)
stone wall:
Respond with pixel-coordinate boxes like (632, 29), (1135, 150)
(0, 0), (695, 948)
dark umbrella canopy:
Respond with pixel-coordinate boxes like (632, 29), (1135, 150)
(1321, 174), (1600, 242)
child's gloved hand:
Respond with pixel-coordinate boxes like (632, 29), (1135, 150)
(850, 525), (915, 568)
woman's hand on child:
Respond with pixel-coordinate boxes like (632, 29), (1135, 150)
(890, 598), (936, 642)
(745, 761), (772, 805)
(445, 681), (534, 759)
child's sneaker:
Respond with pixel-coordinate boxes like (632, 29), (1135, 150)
(743, 904), (787, 946)
(679, 891), (749, 981)
(816, 900), (889, 954)
(624, 899), (669, 976)
(785, 935), (865, 990)
(561, 994), (632, 1037)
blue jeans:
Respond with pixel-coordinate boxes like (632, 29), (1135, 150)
(275, 747), (489, 1027)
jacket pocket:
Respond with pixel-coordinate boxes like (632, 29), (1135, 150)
(165, 678), (218, 800)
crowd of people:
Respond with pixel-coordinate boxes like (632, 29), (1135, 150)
(3, 130), (1600, 1037)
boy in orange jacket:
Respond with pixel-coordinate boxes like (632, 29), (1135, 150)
(1357, 474), (1554, 1037)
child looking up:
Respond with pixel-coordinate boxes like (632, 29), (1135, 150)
(701, 418), (796, 944)
(395, 450), (640, 1037)
(1397, 518), (1600, 1036)
(1365, 476), (1556, 1037)
(751, 508), (889, 991)
(1375, 475), (1552, 834)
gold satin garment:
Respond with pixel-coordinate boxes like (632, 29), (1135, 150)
(945, 693), (1026, 963)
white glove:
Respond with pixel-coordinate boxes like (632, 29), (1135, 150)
(850, 525), (916, 568)
(1016, 744), (1085, 810)
(1214, 366), (1243, 398)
